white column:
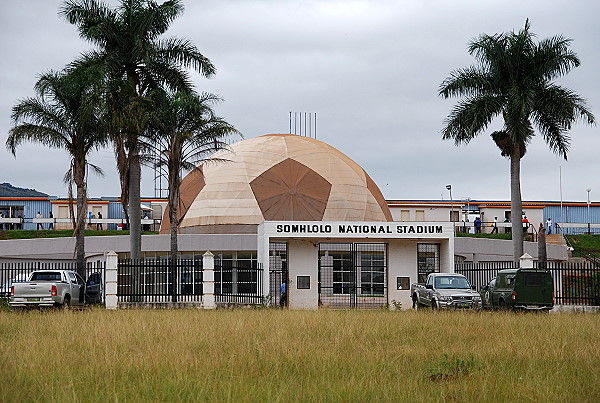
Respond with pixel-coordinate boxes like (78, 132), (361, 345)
(520, 253), (534, 269)
(257, 224), (271, 298)
(203, 251), (216, 309)
(105, 251), (118, 310)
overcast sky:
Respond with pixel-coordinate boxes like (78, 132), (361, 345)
(1, 0), (598, 203)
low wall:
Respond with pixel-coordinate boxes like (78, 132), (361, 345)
(455, 237), (568, 262)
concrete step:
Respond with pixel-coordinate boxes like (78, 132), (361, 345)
(546, 234), (566, 246)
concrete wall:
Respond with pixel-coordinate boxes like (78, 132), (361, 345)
(390, 205), (450, 222)
(287, 240), (319, 309)
(0, 234), (258, 263)
(387, 239), (417, 308)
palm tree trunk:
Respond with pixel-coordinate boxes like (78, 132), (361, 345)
(169, 165), (180, 302)
(169, 199), (178, 303)
(75, 183), (87, 278)
(538, 223), (547, 270)
(510, 147), (524, 262)
(74, 161), (87, 278)
(128, 151), (142, 302)
(114, 136), (130, 226)
(169, 202), (178, 259)
(129, 150), (142, 259)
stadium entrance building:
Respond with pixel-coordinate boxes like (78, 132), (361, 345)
(258, 221), (453, 309)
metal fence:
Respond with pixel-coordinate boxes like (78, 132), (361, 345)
(456, 261), (600, 306)
(0, 261), (105, 302)
(117, 259), (265, 305)
(117, 259), (203, 303)
(214, 262), (264, 305)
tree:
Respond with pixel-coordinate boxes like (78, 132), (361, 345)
(145, 90), (238, 300)
(7, 67), (106, 277)
(61, 0), (215, 259)
(439, 20), (595, 261)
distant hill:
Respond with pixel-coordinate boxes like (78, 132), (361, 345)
(0, 183), (47, 197)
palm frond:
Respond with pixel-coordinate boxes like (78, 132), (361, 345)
(441, 95), (505, 144)
(156, 37), (216, 77)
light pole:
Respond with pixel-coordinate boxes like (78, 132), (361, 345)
(446, 185), (453, 223)
(587, 188), (591, 234)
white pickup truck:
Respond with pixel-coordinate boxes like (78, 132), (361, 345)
(411, 273), (482, 310)
(10, 270), (87, 309)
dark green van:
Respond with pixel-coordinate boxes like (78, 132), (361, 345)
(480, 269), (554, 310)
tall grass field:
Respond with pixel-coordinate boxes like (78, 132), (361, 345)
(0, 308), (598, 402)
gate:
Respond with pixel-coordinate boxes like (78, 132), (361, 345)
(318, 243), (387, 309)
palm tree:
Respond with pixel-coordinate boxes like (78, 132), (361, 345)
(439, 20), (595, 261)
(7, 67), (106, 277)
(145, 90), (238, 300)
(61, 0), (215, 259)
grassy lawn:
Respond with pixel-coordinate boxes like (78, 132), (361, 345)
(0, 229), (158, 240)
(456, 232), (512, 240)
(566, 234), (600, 254)
(0, 309), (598, 402)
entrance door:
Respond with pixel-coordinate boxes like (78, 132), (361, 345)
(318, 243), (387, 309)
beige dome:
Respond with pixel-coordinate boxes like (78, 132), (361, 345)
(161, 134), (392, 234)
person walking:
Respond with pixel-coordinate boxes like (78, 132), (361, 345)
(522, 215), (529, 236)
(280, 279), (287, 307)
(48, 211), (54, 230)
(546, 217), (553, 234)
(97, 211), (103, 230)
(36, 212), (44, 230)
(474, 217), (482, 234)
(491, 216), (498, 234)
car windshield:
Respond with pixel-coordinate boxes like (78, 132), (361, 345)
(434, 276), (471, 289)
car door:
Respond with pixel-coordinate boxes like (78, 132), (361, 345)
(74, 273), (86, 304)
(68, 272), (81, 304)
(85, 272), (103, 304)
(423, 276), (434, 305)
(482, 278), (496, 308)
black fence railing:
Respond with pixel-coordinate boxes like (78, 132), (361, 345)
(456, 261), (600, 306)
(455, 261), (516, 291)
(116, 259), (265, 305)
(214, 263), (264, 305)
(0, 261), (105, 302)
(538, 261), (600, 305)
(117, 259), (203, 303)
(556, 224), (600, 235)
(269, 269), (286, 307)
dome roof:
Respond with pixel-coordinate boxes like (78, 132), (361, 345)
(161, 134), (392, 234)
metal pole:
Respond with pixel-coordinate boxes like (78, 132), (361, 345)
(446, 185), (453, 223)
(587, 188), (591, 234)
(560, 166), (563, 223)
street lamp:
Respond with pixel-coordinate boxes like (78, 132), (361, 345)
(446, 185), (453, 222)
(587, 188), (591, 234)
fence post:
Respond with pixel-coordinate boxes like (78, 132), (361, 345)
(203, 251), (216, 309)
(105, 251), (118, 310)
(519, 253), (534, 269)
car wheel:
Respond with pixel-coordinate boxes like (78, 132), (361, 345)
(499, 299), (506, 310)
(431, 299), (438, 310)
(412, 295), (418, 310)
(62, 296), (71, 310)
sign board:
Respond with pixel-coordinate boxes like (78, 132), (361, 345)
(260, 221), (454, 239)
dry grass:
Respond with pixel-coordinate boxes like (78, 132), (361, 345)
(0, 308), (599, 402)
